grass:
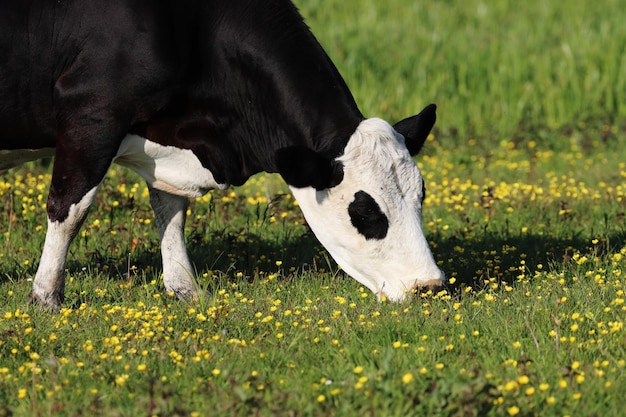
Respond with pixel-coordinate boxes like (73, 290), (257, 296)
(300, 0), (626, 137)
(1, 0), (625, 416)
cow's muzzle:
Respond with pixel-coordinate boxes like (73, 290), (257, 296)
(413, 277), (446, 297)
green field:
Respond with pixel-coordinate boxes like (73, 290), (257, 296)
(1, 0), (625, 416)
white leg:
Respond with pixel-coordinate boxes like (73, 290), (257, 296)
(29, 187), (99, 310)
(148, 187), (197, 298)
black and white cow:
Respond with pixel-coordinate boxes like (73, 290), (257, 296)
(0, 0), (445, 310)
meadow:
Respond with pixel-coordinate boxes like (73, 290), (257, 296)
(1, 0), (625, 416)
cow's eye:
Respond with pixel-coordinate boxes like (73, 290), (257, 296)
(348, 191), (389, 240)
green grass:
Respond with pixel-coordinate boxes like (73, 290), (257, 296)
(300, 0), (626, 138)
(1, 0), (625, 416)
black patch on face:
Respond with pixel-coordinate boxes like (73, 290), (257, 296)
(348, 191), (389, 240)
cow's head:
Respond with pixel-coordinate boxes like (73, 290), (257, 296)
(276, 104), (444, 301)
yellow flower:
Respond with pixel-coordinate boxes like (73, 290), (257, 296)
(507, 406), (520, 416)
(115, 374), (129, 386)
(353, 366), (364, 374)
(334, 296), (346, 305)
(402, 373), (414, 384)
(504, 381), (518, 391)
(354, 376), (368, 390)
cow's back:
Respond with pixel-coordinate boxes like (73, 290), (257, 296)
(0, 0), (59, 148)
(0, 0), (195, 151)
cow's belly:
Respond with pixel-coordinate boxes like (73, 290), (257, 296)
(114, 134), (226, 198)
(0, 148), (55, 173)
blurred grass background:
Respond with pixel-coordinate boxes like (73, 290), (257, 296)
(297, 0), (625, 140)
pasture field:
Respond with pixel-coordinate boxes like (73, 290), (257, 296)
(1, 0), (625, 416)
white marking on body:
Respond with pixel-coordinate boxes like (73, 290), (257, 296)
(0, 148), (54, 172)
(290, 118), (444, 301)
(114, 134), (226, 197)
(31, 187), (99, 308)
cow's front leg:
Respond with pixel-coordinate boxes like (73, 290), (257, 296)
(28, 187), (100, 310)
(27, 102), (126, 310)
(148, 187), (198, 299)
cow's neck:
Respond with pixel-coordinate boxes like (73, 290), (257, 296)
(192, 1), (364, 185)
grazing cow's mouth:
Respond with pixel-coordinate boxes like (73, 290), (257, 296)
(413, 279), (446, 297)
(376, 278), (446, 301)
(415, 279), (446, 290)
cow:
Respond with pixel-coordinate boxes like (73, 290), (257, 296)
(0, 0), (445, 311)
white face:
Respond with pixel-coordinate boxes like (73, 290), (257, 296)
(290, 118), (445, 301)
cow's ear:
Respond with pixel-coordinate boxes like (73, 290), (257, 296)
(275, 146), (344, 190)
(393, 103), (437, 156)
